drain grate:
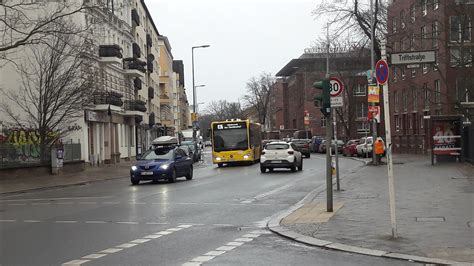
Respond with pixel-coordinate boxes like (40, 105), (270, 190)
(416, 217), (445, 222)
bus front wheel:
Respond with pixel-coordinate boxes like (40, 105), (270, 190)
(217, 163), (223, 168)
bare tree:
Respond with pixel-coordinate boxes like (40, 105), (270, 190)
(0, 28), (96, 162)
(243, 72), (275, 128)
(0, 0), (99, 61)
(313, 0), (388, 59)
(205, 100), (244, 121)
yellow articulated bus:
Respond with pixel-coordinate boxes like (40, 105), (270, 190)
(211, 119), (262, 167)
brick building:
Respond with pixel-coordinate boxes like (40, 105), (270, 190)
(387, 0), (473, 154)
(273, 49), (385, 141)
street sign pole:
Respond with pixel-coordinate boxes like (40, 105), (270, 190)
(381, 41), (398, 239)
(333, 115), (340, 191)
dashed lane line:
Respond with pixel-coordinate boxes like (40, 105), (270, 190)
(184, 230), (271, 265)
(4, 201), (290, 207)
(61, 224), (194, 266)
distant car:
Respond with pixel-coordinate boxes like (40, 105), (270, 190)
(319, 140), (344, 154)
(291, 139), (311, 158)
(356, 137), (373, 157)
(260, 142), (303, 173)
(342, 139), (361, 157)
(180, 140), (201, 162)
(130, 146), (193, 185)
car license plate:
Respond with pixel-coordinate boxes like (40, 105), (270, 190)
(141, 171), (154, 176)
(272, 160), (282, 163)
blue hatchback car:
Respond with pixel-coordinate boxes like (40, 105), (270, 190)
(130, 146), (193, 185)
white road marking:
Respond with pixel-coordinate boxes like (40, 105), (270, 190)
(0, 219), (16, 222)
(177, 223), (204, 226)
(85, 221), (107, 224)
(62, 259), (90, 265)
(115, 243), (137, 248)
(130, 239), (150, 244)
(243, 234), (261, 238)
(156, 230), (173, 235)
(32, 203), (51, 205)
(129, 202), (146, 205)
(82, 254), (107, 259)
(226, 241), (244, 246)
(205, 250), (226, 256)
(24, 220), (41, 223)
(102, 202), (120, 204)
(216, 246), (236, 251)
(234, 238), (253, 242)
(178, 224), (194, 228)
(213, 224), (234, 227)
(55, 221), (77, 223)
(0, 196), (111, 203)
(63, 225), (193, 265)
(8, 203), (27, 206)
(56, 202), (74, 205)
(240, 200), (252, 204)
(191, 256), (215, 262)
(146, 222), (169, 225)
(100, 248), (122, 254)
(143, 234), (162, 239)
(175, 202), (198, 205)
(202, 203), (220, 205)
(78, 202), (97, 205)
(182, 263), (201, 266)
(116, 221), (138, 224)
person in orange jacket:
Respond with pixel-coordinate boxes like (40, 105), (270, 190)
(374, 137), (385, 164)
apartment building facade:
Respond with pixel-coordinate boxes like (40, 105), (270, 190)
(0, 0), (189, 166)
(387, 0), (473, 154)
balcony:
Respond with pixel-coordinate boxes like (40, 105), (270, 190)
(124, 100), (147, 116)
(131, 9), (140, 27)
(98, 44), (122, 65)
(134, 78), (142, 91)
(123, 58), (146, 78)
(147, 54), (155, 73)
(146, 33), (153, 47)
(148, 87), (154, 99)
(132, 43), (141, 58)
(160, 93), (172, 104)
(149, 112), (155, 127)
(91, 91), (123, 112)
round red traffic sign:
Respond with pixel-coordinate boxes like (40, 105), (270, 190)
(329, 77), (344, 97)
(375, 60), (389, 85)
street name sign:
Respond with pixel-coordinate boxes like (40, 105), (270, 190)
(390, 51), (436, 65)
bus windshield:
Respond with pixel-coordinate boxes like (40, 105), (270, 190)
(213, 123), (249, 152)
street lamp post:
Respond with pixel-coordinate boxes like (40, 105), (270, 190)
(191, 45), (210, 141)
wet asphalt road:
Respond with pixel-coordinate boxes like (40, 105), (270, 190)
(0, 150), (420, 266)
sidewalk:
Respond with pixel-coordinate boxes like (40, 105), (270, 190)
(270, 155), (474, 264)
(0, 161), (134, 194)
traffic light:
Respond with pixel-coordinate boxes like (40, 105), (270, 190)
(313, 79), (331, 117)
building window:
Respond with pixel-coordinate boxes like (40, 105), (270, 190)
(413, 89), (418, 109)
(432, 21), (439, 48)
(395, 115), (400, 132)
(421, 25), (427, 48)
(409, 114), (413, 129)
(357, 103), (367, 118)
(435, 109), (442, 116)
(413, 113), (418, 134)
(353, 84), (366, 96)
(434, 80), (441, 103)
(394, 90), (399, 108)
(401, 68), (406, 79)
(410, 32), (415, 50)
(357, 122), (369, 134)
(410, 4), (416, 23)
(423, 64), (429, 74)
(450, 47), (473, 67)
(411, 68), (416, 77)
(422, 0), (427, 16)
(433, 0), (439, 10)
(457, 78), (473, 102)
(402, 90), (408, 111)
(424, 83), (430, 107)
(320, 117), (326, 128)
(400, 10), (406, 29)
(450, 16), (472, 43)
(393, 67), (397, 82)
(393, 18), (397, 33)
(420, 114), (424, 130)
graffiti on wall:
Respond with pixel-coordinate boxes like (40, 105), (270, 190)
(0, 128), (58, 162)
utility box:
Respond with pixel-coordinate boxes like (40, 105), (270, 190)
(51, 146), (64, 175)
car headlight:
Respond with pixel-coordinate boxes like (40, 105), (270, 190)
(131, 166), (138, 171)
(160, 164), (169, 170)
(215, 157), (222, 161)
(243, 155), (249, 159)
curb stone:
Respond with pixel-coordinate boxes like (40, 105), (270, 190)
(0, 176), (127, 196)
(266, 162), (467, 266)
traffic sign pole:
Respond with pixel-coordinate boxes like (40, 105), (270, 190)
(381, 41), (398, 239)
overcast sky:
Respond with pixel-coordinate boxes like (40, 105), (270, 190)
(144, 0), (324, 110)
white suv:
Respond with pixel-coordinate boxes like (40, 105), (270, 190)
(356, 137), (373, 157)
(260, 142), (303, 173)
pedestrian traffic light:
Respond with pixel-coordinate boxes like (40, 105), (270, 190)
(313, 79), (331, 117)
